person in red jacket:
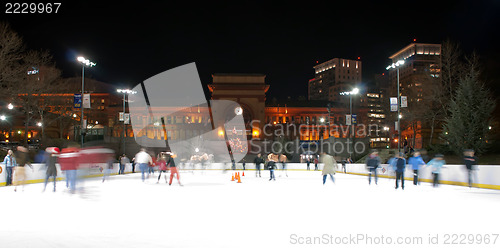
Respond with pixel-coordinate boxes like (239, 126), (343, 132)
(156, 152), (168, 183)
(168, 154), (182, 186)
(59, 146), (80, 193)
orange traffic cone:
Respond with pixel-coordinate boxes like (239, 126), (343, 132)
(237, 175), (242, 183)
(231, 173), (235, 181)
(242, 171), (245, 177)
(236, 172), (240, 180)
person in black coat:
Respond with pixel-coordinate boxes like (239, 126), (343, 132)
(43, 148), (60, 192)
(253, 154), (264, 177)
(394, 153), (406, 190)
(267, 153), (277, 181)
(463, 149), (478, 188)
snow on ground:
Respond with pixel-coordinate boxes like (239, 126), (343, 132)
(1, 169), (500, 248)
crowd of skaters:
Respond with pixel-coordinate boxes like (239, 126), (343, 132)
(1, 144), (481, 191)
(365, 149), (479, 189)
(0, 145), (186, 193)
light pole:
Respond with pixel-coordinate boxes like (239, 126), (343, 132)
(117, 89), (137, 155)
(340, 87), (359, 160)
(386, 60), (405, 154)
(77, 56), (96, 148)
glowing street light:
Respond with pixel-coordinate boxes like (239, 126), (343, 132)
(117, 88), (137, 154)
(340, 87), (360, 159)
(36, 122), (42, 127)
(7, 103), (14, 110)
(77, 55), (96, 148)
(386, 59), (405, 154)
(0, 115), (5, 121)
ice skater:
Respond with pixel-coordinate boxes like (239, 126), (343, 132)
(157, 153), (169, 183)
(133, 148), (153, 182)
(242, 159), (246, 170)
(253, 153), (264, 177)
(408, 152), (425, 185)
(427, 154), (446, 187)
(2, 149), (17, 186)
(267, 153), (277, 181)
(168, 154), (182, 186)
(279, 154), (288, 177)
(102, 154), (115, 182)
(14, 146), (33, 192)
(314, 157), (319, 171)
(321, 152), (337, 185)
(306, 158), (310, 171)
(394, 153), (406, 190)
(341, 158), (347, 173)
(43, 147), (60, 192)
(59, 145), (80, 193)
(366, 151), (380, 185)
(119, 154), (129, 175)
(463, 149), (478, 188)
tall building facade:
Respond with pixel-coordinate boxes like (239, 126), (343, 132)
(388, 43), (441, 149)
(308, 58), (362, 101)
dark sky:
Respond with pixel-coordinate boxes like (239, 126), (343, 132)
(2, 0), (500, 99)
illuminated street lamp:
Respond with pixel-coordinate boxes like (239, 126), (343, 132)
(340, 87), (359, 159)
(117, 88), (137, 154)
(77, 56), (96, 148)
(36, 122), (42, 127)
(386, 59), (405, 154)
(7, 103), (14, 110)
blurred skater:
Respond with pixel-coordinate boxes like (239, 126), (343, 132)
(157, 153), (168, 183)
(253, 153), (263, 177)
(279, 154), (288, 177)
(366, 151), (380, 185)
(408, 152), (425, 185)
(43, 147), (60, 192)
(3, 149), (17, 186)
(148, 155), (156, 176)
(168, 154), (182, 186)
(102, 154), (115, 182)
(134, 148), (153, 182)
(314, 157), (319, 171)
(14, 146), (33, 192)
(427, 154), (446, 187)
(463, 149), (478, 188)
(321, 152), (337, 185)
(242, 159), (246, 170)
(394, 152), (406, 190)
(59, 145), (80, 193)
(341, 158), (347, 173)
(119, 154), (129, 175)
(306, 158), (310, 171)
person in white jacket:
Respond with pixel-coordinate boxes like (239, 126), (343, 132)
(133, 148), (152, 182)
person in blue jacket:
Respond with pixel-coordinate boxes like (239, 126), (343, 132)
(3, 150), (17, 186)
(427, 154), (446, 187)
(394, 153), (406, 190)
(408, 152), (425, 186)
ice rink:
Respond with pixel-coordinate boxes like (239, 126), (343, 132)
(1, 169), (500, 248)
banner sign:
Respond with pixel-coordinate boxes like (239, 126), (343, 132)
(74, 94), (82, 109)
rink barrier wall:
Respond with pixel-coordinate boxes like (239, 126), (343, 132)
(0, 162), (499, 190)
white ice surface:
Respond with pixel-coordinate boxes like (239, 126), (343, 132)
(1, 169), (500, 248)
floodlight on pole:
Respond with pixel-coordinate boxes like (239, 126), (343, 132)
(386, 59), (405, 153)
(7, 103), (14, 110)
(77, 55), (96, 148)
(339, 86), (361, 160)
(117, 88), (137, 155)
(0, 115), (6, 121)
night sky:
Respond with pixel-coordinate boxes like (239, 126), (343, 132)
(2, 0), (500, 100)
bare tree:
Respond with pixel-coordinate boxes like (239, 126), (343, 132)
(0, 22), (25, 93)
